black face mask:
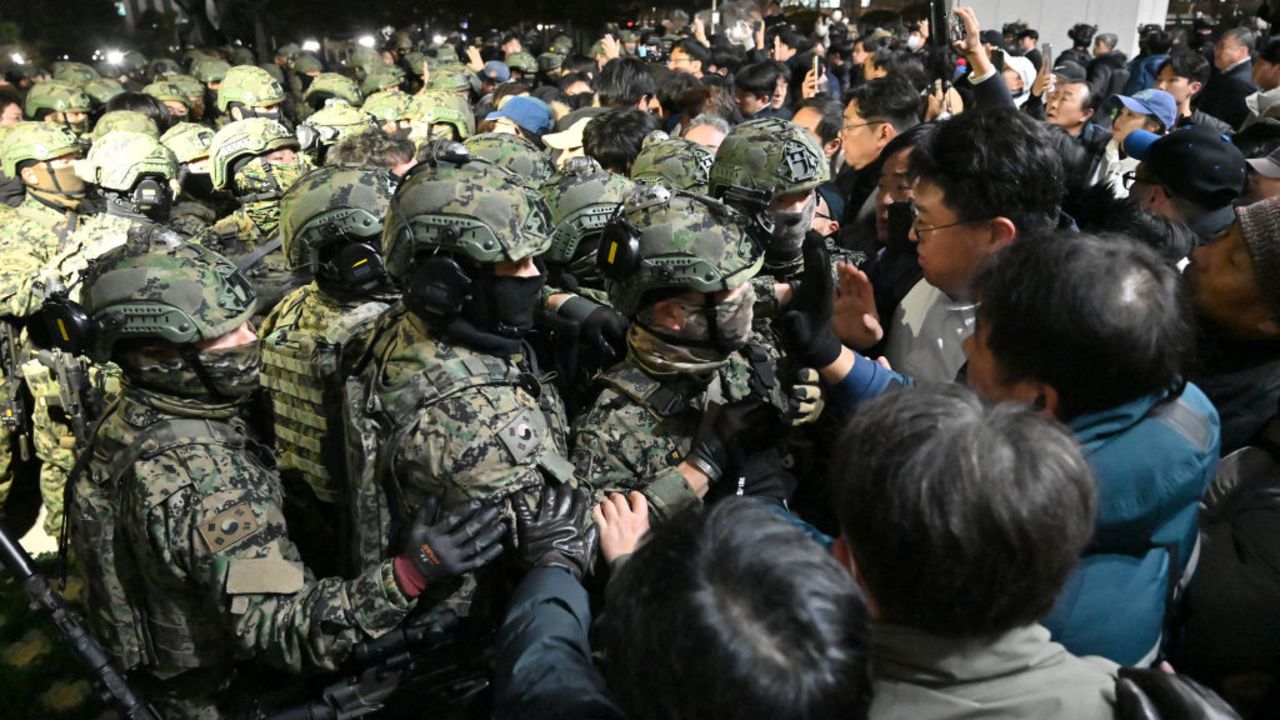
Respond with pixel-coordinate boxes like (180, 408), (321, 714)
(182, 171), (216, 201)
(462, 272), (545, 338)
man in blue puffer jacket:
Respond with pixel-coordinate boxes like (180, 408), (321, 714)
(781, 229), (1218, 666)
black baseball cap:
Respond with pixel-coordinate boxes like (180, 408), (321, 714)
(1124, 125), (1246, 209)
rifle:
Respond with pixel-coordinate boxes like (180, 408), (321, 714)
(37, 348), (96, 450)
(1, 318), (31, 462)
(0, 522), (164, 720)
(264, 606), (493, 720)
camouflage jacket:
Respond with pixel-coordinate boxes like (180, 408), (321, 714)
(345, 309), (574, 573)
(192, 206), (300, 318)
(0, 196), (83, 316)
(168, 196), (218, 237)
(43, 213), (145, 295)
(70, 385), (410, 719)
(750, 234), (865, 321)
(570, 338), (791, 521)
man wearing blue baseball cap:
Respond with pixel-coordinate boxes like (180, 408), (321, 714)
(486, 95), (555, 142)
(1097, 88), (1178, 197)
(1123, 124), (1247, 243)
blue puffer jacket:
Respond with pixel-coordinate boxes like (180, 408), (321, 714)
(1123, 53), (1170, 96)
(1042, 383), (1220, 666)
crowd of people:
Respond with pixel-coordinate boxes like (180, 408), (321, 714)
(0, 1), (1277, 719)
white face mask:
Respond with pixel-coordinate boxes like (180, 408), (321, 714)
(907, 35), (924, 51)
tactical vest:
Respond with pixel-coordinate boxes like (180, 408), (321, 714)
(72, 413), (265, 675)
(262, 295), (389, 504)
(342, 312), (574, 574)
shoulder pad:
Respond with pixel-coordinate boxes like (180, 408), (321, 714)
(597, 363), (686, 417)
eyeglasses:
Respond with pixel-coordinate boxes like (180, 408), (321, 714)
(909, 203), (968, 236)
(842, 120), (885, 131)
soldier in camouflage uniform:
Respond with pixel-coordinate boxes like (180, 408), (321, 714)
(361, 64), (406, 97)
(89, 109), (159, 142)
(302, 72), (363, 112)
(0, 123), (88, 515)
(60, 236), (504, 720)
(260, 165), (398, 577)
(194, 118), (309, 319)
(24, 81), (93, 139)
(160, 121), (226, 236)
(344, 158), (575, 615)
(542, 157), (635, 305)
(571, 185), (821, 521)
(361, 90), (414, 138)
(215, 65), (288, 126)
(298, 104), (375, 166)
(630, 135), (715, 195)
(142, 79), (193, 121)
(84, 76), (127, 111)
(709, 117), (865, 321)
(23, 130), (180, 537)
(407, 91), (474, 147)
(464, 131), (555, 188)
(51, 61), (99, 88)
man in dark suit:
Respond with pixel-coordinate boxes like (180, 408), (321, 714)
(1195, 27), (1259, 129)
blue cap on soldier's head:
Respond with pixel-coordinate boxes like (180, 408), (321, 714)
(1126, 125), (1246, 210)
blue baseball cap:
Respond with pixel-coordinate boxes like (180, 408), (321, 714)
(482, 60), (511, 83)
(485, 96), (554, 137)
(1108, 88), (1178, 132)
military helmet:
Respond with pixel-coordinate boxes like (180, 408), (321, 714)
(537, 53), (564, 73)
(227, 46), (256, 67)
(76, 240), (256, 363)
(551, 35), (574, 55)
(208, 118), (298, 191)
(304, 72), (362, 108)
(426, 68), (472, 95)
(191, 57), (231, 84)
(361, 90), (413, 124)
(361, 64), (405, 94)
(301, 104), (374, 147)
(408, 91), (474, 142)
(280, 166), (395, 273)
(78, 131), (178, 190)
(0, 122), (82, 178)
(163, 73), (205, 108)
(631, 137), (715, 195)
(89, 110), (160, 142)
(382, 162), (553, 280)
(402, 52), (428, 77)
(543, 158), (636, 266)
(349, 46), (382, 73)
(142, 80), (191, 109)
(276, 43), (302, 61)
(51, 61), (99, 88)
(83, 77), (127, 106)
(600, 185), (763, 316)
(216, 65), (286, 111)
(95, 50), (147, 78)
(463, 132), (554, 187)
(292, 53), (324, 75)
(258, 63), (285, 84)
(505, 51), (538, 75)
(708, 117), (830, 203)
(147, 57), (183, 80)
(160, 121), (215, 163)
(24, 81), (93, 118)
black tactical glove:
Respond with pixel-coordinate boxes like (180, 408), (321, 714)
(579, 305), (630, 368)
(396, 497), (506, 594)
(780, 234), (843, 369)
(687, 398), (782, 483)
(514, 484), (599, 580)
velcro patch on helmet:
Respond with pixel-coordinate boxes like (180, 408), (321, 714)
(780, 140), (821, 184)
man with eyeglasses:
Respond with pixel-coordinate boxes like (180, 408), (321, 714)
(829, 105), (1065, 383)
(666, 39), (707, 79)
(835, 75), (920, 226)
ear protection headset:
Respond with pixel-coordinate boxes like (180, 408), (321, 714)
(400, 225), (475, 323)
(130, 174), (171, 215)
(28, 295), (101, 360)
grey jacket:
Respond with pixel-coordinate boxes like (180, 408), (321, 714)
(869, 623), (1117, 720)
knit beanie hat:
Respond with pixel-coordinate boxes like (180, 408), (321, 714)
(1237, 195), (1280, 316)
